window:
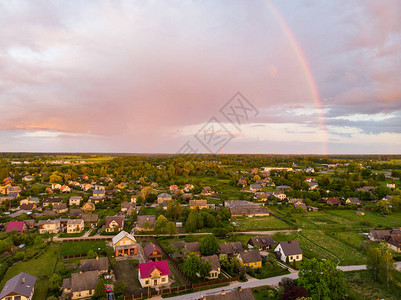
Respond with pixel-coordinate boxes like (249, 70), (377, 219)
(296, 255), (299, 259)
(145, 280), (149, 285)
(161, 277), (165, 282)
(154, 279), (158, 285)
(15, 296), (21, 300)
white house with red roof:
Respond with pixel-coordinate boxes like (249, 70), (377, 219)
(138, 260), (170, 288)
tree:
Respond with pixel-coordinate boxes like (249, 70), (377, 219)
(87, 249), (96, 259)
(367, 247), (381, 281)
(298, 258), (345, 300)
(155, 215), (169, 233)
(185, 211), (198, 232)
(376, 200), (391, 215)
(199, 260), (213, 279)
(49, 273), (61, 293)
(281, 284), (308, 300)
(182, 253), (200, 279)
(200, 235), (219, 256)
(94, 279), (107, 299)
(166, 221), (177, 236)
(113, 281), (126, 297)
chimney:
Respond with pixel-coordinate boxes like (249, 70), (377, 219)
(238, 286), (242, 292)
(288, 241), (291, 244)
(221, 290), (225, 295)
(22, 277), (25, 284)
(96, 256), (99, 260)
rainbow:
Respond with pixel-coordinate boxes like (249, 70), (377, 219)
(266, 1), (329, 154)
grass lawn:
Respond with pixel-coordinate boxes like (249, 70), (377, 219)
(327, 210), (401, 229)
(300, 230), (366, 265)
(58, 231), (86, 238)
(142, 207), (157, 215)
(0, 245), (60, 289)
(233, 216), (293, 231)
(344, 270), (401, 300)
(254, 263), (290, 279)
(60, 240), (106, 256)
(114, 260), (142, 294)
(32, 280), (49, 300)
(252, 286), (279, 300)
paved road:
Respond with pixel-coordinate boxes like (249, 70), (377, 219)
(162, 263), (393, 300)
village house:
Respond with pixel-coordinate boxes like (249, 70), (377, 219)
(294, 201), (307, 212)
(69, 208), (84, 217)
(19, 203), (37, 211)
(254, 192), (268, 201)
(274, 240), (303, 262)
(368, 229), (401, 242)
(0, 272), (37, 300)
(219, 242), (243, 258)
(169, 185), (178, 191)
(276, 185), (292, 192)
(80, 257), (109, 275)
(82, 214), (99, 227)
(63, 270), (98, 299)
(24, 220), (36, 230)
(346, 197), (361, 205)
(93, 189), (105, 198)
(7, 185), (22, 195)
(81, 183), (93, 191)
(157, 193), (172, 204)
(105, 216), (124, 233)
(387, 183), (396, 189)
(43, 197), (62, 207)
(82, 201), (95, 212)
(309, 182), (319, 190)
(189, 199), (208, 210)
(201, 255), (221, 279)
(121, 202), (136, 214)
(387, 235), (401, 252)
(237, 178), (247, 187)
(184, 241), (201, 256)
(249, 184), (262, 192)
(143, 242), (163, 262)
(69, 196), (83, 206)
(6, 221), (27, 233)
(183, 184), (194, 192)
(38, 219), (61, 234)
(273, 192), (286, 200)
(237, 250), (262, 269)
(248, 236), (276, 251)
(325, 197), (341, 206)
(201, 186), (214, 196)
(52, 183), (61, 190)
(138, 260), (170, 288)
(67, 219), (84, 233)
(60, 185), (71, 193)
(112, 230), (137, 256)
(136, 215), (156, 231)
(53, 203), (68, 214)
(20, 196), (40, 206)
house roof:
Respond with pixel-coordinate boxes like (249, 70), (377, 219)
(43, 197), (62, 203)
(53, 203), (67, 210)
(80, 257), (109, 272)
(19, 203), (36, 211)
(93, 190), (104, 195)
(189, 200), (207, 207)
(229, 206), (269, 216)
(143, 242), (162, 258)
(224, 200), (258, 208)
(250, 184), (262, 189)
(112, 230), (136, 245)
(185, 241), (201, 253)
(69, 208), (84, 216)
(0, 272), (37, 299)
(69, 271), (98, 292)
(278, 241), (303, 256)
(105, 216), (124, 228)
(387, 235), (401, 248)
(67, 219), (83, 225)
(6, 221), (25, 232)
(139, 260), (170, 279)
(239, 250), (262, 264)
(38, 219), (60, 225)
(82, 214), (98, 223)
(158, 193), (172, 198)
(201, 255), (220, 271)
(219, 242), (243, 255)
(204, 288), (255, 300)
(248, 236), (276, 248)
(347, 197), (361, 203)
(171, 241), (185, 249)
(137, 215), (156, 228)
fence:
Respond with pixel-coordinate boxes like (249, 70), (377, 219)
(192, 275), (239, 289)
(59, 237), (113, 242)
(62, 253), (88, 260)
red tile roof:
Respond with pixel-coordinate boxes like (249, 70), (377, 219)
(139, 260), (170, 279)
(6, 221), (25, 232)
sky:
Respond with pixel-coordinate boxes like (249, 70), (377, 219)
(0, 0), (400, 154)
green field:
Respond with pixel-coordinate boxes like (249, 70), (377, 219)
(32, 280), (49, 300)
(233, 216), (293, 231)
(60, 240), (106, 256)
(0, 245), (60, 291)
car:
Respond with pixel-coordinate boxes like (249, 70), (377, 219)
(108, 292), (114, 300)
(106, 285), (112, 293)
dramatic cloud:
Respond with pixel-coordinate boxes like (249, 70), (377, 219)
(0, 0), (400, 153)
